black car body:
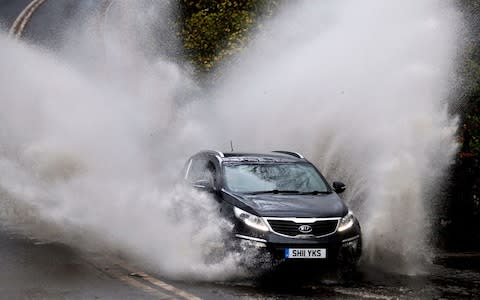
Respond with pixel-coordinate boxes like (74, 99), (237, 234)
(184, 150), (362, 265)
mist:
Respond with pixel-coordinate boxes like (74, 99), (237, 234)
(0, 1), (244, 280)
(206, 0), (461, 273)
(0, 0), (463, 278)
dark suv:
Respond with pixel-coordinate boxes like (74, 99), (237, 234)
(184, 150), (361, 265)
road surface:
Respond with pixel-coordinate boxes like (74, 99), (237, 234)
(1, 224), (480, 299)
(1, 1), (480, 299)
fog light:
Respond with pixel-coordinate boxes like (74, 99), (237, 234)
(236, 234), (267, 248)
(342, 240), (358, 249)
(239, 239), (267, 248)
(342, 235), (360, 249)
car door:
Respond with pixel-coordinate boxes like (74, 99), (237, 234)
(185, 156), (218, 188)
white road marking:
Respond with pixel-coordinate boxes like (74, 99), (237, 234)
(89, 258), (177, 299)
(333, 287), (398, 300)
(8, 1), (202, 298)
(9, 0), (47, 38)
(112, 271), (175, 300)
(133, 271), (203, 300)
(88, 255), (202, 300)
(118, 259), (202, 300)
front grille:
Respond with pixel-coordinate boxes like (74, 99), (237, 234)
(267, 219), (338, 237)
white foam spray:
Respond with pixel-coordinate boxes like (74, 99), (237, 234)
(0, 0), (463, 278)
(0, 1), (245, 280)
(205, 0), (462, 274)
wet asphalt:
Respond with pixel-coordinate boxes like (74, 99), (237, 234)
(1, 225), (480, 299)
(0, 228), (162, 299)
(160, 254), (480, 299)
(1, 1), (480, 299)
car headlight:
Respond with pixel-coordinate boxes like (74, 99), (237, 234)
(338, 211), (355, 232)
(233, 207), (269, 232)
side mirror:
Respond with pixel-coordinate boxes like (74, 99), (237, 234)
(332, 181), (346, 194)
(193, 179), (214, 192)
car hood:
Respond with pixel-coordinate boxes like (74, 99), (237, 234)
(224, 191), (348, 218)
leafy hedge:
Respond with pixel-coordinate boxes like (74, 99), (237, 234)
(460, 43), (480, 158)
(179, 0), (281, 74)
(458, 0), (480, 157)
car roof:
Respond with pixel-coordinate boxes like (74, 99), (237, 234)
(197, 150), (306, 163)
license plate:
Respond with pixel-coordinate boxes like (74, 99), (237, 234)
(285, 248), (326, 259)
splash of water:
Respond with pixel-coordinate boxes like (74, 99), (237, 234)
(0, 0), (463, 278)
(204, 0), (462, 274)
(0, 1), (245, 280)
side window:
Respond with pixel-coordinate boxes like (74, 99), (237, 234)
(186, 158), (216, 186)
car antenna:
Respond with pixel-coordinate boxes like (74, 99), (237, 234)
(230, 140), (234, 152)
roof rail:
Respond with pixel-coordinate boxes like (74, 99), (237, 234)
(204, 150), (224, 157)
(272, 151), (304, 159)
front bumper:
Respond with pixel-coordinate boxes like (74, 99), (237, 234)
(234, 222), (362, 264)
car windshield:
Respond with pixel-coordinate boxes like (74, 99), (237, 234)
(223, 163), (330, 194)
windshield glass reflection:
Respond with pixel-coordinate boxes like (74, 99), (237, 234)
(224, 163), (329, 194)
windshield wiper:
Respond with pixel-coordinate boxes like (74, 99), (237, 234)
(249, 189), (301, 195)
(300, 190), (332, 195)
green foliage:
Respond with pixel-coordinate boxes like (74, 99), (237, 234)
(464, 113), (480, 154)
(460, 52), (480, 158)
(458, 0), (480, 158)
(460, 48), (480, 156)
(462, 46), (480, 98)
(179, 0), (281, 74)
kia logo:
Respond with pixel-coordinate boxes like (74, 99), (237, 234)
(298, 224), (312, 234)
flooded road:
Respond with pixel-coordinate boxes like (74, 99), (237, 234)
(0, 1), (478, 299)
(164, 255), (480, 299)
(1, 225), (479, 299)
